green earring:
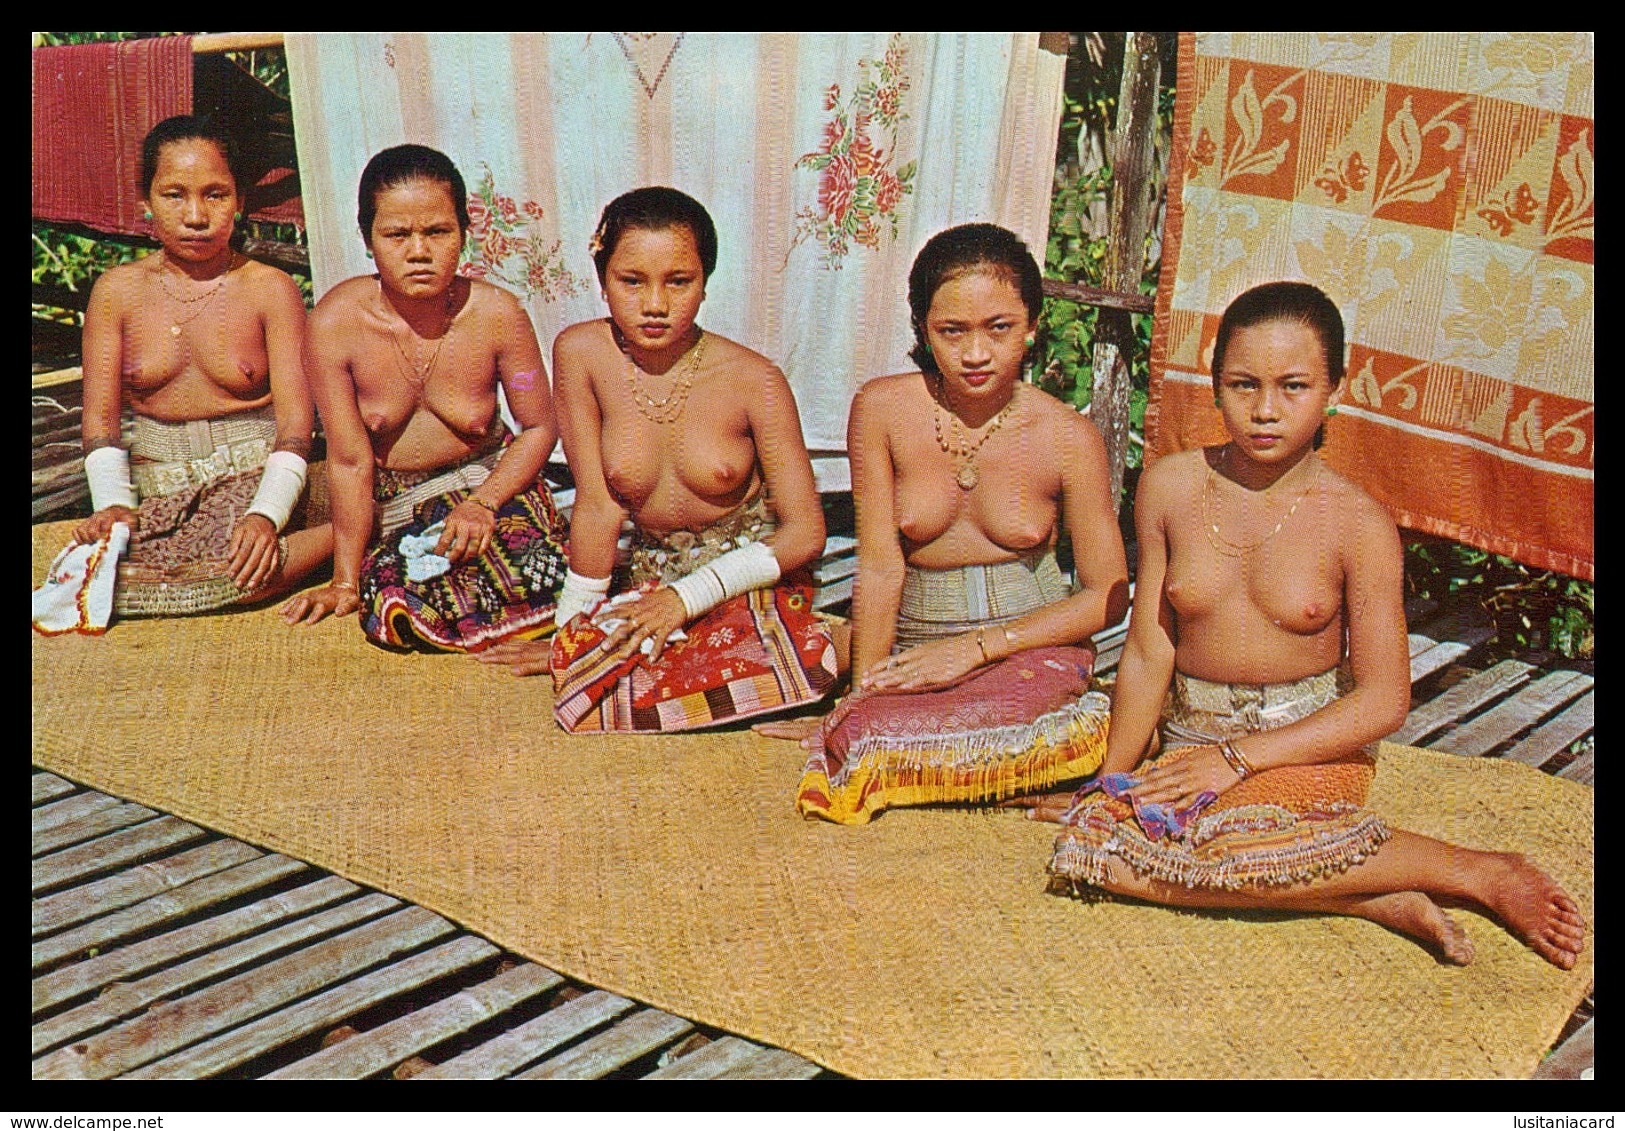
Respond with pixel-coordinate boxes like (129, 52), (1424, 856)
(1325, 405), (1339, 417)
(1214, 397), (1222, 408)
(233, 211), (242, 224)
(1024, 335), (1035, 350)
(143, 209), (153, 222)
(365, 248), (374, 259)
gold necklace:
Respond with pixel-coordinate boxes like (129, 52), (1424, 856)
(1202, 448), (1320, 557)
(625, 329), (707, 424)
(155, 253), (234, 337)
(934, 385), (1018, 491)
(382, 281), (456, 389)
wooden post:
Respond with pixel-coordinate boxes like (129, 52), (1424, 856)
(1090, 32), (1162, 512)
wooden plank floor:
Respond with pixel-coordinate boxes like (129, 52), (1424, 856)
(30, 769), (829, 1081)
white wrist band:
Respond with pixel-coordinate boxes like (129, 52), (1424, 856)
(84, 446), (138, 512)
(668, 541), (781, 619)
(555, 568), (612, 627)
(245, 450), (309, 532)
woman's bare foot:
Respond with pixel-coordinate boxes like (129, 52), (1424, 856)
(1480, 854), (1587, 969)
(476, 637), (554, 676)
(751, 715), (824, 743)
(1352, 892), (1475, 965)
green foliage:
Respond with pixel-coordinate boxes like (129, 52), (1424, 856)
(1035, 35), (1174, 476)
(1406, 538), (1593, 660)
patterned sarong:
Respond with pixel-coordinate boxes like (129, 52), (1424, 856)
(550, 495), (839, 733)
(359, 449), (568, 653)
(116, 408), (321, 617)
(1048, 668), (1392, 892)
(797, 550), (1110, 824)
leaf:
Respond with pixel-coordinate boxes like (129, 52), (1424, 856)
(1384, 97), (1424, 188)
(1383, 166), (1452, 207)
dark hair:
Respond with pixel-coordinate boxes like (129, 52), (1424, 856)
(1212, 281), (1346, 448)
(590, 187), (719, 284)
(1212, 281), (1346, 388)
(140, 115), (241, 198)
(906, 223), (1043, 374)
(357, 144), (470, 240)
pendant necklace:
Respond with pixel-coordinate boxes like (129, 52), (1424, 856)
(624, 328), (707, 424)
(156, 252), (234, 337)
(1203, 446), (1320, 557)
(934, 384), (1018, 491)
(382, 280), (457, 390)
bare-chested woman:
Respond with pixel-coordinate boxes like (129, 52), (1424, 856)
(74, 115), (329, 616)
(481, 187), (838, 732)
(1035, 281), (1586, 969)
(792, 223), (1130, 823)
(281, 145), (567, 651)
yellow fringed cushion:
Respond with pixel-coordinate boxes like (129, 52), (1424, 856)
(797, 646), (1109, 824)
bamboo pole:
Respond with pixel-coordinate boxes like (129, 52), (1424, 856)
(1089, 31), (1162, 512)
(192, 33), (284, 54)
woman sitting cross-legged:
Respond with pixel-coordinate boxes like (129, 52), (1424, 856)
(55, 115), (331, 624)
(792, 223), (1131, 824)
(1031, 281), (1586, 969)
(281, 144), (568, 650)
(480, 187), (839, 731)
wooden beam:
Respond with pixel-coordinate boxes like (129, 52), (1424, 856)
(1041, 278), (1154, 314)
(1089, 32), (1162, 511)
(192, 33), (284, 54)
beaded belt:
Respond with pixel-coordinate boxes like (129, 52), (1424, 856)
(375, 448), (504, 538)
(627, 493), (775, 589)
(130, 410), (277, 499)
(1163, 667), (1373, 756)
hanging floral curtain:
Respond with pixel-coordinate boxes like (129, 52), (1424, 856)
(286, 32), (1065, 455)
(1148, 32), (1593, 579)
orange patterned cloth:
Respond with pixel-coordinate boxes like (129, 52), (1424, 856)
(1149, 33), (1593, 579)
(1049, 668), (1391, 891)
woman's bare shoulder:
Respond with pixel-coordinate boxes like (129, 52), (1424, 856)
(466, 277), (526, 317)
(552, 317), (611, 360)
(701, 330), (778, 376)
(308, 274), (376, 333)
(90, 256), (151, 301)
(1141, 446), (1208, 488)
(231, 257), (305, 307)
(1319, 461), (1400, 539)
(856, 370), (926, 406)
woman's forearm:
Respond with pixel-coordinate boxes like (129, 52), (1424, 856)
(473, 426), (551, 508)
(1102, 635), (1174, 774)
(849, 558), (903, 676)
(327, 459), (374, 586)
(565, 496), (626, 582)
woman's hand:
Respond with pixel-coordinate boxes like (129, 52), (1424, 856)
(436, 498), (498, 564)
(228, 513), (281, 592)
(280, 583), (360, 626)
(476, 638), (554, 677)
(859, 633), (984, 694)
(601, 586), (689, 663)
(74, 505), (137, 546)
(1127, 745), (1242, 811)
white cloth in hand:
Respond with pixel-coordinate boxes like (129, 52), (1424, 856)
(399, 521), (453, 582)
(33, 522), (129, 635)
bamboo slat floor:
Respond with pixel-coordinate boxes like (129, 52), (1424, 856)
(30, 770), (828, 1081)
(31, 597), (1593, 1079)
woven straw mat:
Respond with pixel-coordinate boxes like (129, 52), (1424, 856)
(32, 521), (1594, 1078)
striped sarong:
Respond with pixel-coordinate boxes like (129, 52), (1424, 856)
(550, 497), (838, 733)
